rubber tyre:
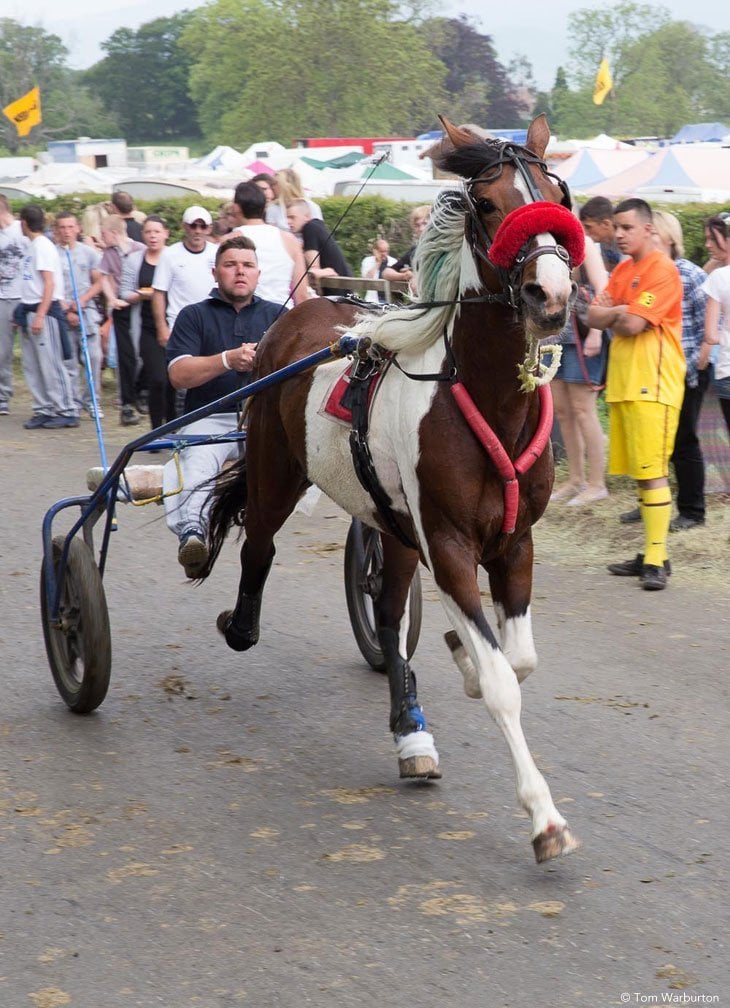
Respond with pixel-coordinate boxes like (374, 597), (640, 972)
(344, 519), (422, 672)
(40, 536), (112, 714)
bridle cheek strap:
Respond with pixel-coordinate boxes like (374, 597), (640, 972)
(488, 202), (585, 270)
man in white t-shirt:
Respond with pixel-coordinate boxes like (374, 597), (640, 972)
(18, 204), (78, 429)
(152, 206), (218, 418)
(0, 194), (28, 414)
(232, 182), (309, 307)
(152, 205), (218, 340)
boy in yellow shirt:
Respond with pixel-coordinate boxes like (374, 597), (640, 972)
(588, 198), (684, 590)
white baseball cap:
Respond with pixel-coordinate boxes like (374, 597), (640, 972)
(182, 205), (212, 226)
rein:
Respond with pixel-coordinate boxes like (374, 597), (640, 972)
(387, 329), (554, 535)
(451, 382), (553, 534)
(345, 140), (574, 543)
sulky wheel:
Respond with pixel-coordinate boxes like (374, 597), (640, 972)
(344, 519), (422, 672)
(40, 535), (112, 714)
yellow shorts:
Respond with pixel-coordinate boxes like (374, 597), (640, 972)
(608, 401), (679, 481)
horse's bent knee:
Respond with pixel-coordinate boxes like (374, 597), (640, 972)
(510, 655), (538, 684)
(444, 629), (483, 698)
(497, 610), (538, 683)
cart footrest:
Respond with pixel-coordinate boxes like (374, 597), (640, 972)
(87, 465), (164, 501)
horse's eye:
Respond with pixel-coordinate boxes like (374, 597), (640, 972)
(476, 198), (496, 215)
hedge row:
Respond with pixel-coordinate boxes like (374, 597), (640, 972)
(6, 192), (728, 270)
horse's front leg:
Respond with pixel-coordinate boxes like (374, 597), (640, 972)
(486, 533), (538, 684)
(376, 534), (441, 780)
(433, 543), (578, 862)
(218, 430), (308, 652)
(217, 536), (277, 651)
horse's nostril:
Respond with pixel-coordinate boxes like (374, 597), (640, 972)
(521, 282), (546, 307)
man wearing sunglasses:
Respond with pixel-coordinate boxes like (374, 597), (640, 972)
(151, 205), (218, 352)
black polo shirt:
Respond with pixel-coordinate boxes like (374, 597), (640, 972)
(167, 288), (285, 412)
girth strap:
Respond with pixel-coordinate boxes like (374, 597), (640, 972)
(347, 356), (418, 551)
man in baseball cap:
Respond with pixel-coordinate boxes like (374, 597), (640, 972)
(181, 205), (213, 227)
(152, 205), (217, 357)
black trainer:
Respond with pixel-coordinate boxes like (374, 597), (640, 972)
(120, 405), (140, 426)
(669, 515), (705, 532)
(619, 507), (641, 524)
(178, 529), (208, 579)
(640, 564), (668, 591)
(608, 553), (671, 577)
(23, 413), (53, 429)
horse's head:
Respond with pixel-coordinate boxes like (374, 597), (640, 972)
(430, 115), (584, 338)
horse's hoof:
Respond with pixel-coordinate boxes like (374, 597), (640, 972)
(399, 755), (442, 780)
(216, 610), (258, 652)
(532, 824), (581, 863)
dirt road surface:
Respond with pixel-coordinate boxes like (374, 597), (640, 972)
(1, 413), (728, 1008)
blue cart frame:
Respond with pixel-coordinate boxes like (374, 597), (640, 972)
(39, 334), (421, 713)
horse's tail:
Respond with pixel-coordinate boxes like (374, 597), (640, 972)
(197, 456), (248, 579)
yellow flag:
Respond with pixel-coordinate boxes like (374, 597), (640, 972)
(2, 86), (42, 137)
(593, 58), (613, 106)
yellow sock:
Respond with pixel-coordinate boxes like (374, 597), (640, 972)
(640, 487), (672, 567)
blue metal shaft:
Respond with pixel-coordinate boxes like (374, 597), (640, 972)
(63, 246), (109, 471)
(42, 333), (365, 620)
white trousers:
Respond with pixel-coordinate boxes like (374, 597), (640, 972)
(162, 413), (243, 538)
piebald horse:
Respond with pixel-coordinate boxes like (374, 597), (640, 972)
(201, 115), (585, 862)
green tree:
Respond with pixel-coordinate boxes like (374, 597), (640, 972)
(566, 2), (671, 90)
(84, 14), (200, 144)
(421, 16), (528, 129)
(613, 22), (717, 136)
(182, 0), (446, 147)
(550, 5), (730, 138)
(0, 19), (117, 153)
(706, 29), (730, 119)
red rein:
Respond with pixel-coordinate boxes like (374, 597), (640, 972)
(488, 202), (585, 270)
(450, 382), (553, 534)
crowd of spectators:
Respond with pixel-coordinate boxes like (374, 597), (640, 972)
(1, 177), (728, 589)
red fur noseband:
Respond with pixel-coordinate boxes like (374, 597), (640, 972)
(488, 202), (585, 270)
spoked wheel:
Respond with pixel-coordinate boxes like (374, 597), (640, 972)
(40, 536), (112, 714)
(344, 519), (422, 672)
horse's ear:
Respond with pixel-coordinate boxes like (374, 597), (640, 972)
(422, 116), (489, 167)
(525, 115), (551, 158)
(438, 115), (480, 149)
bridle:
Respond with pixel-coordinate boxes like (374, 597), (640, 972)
(463, 143), (575, 311)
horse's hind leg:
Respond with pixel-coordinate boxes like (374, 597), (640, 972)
(433, 547), (578, 862)
(377, 535), (441, 780)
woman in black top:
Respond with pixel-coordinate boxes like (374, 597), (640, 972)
(119, 215), (174, 430)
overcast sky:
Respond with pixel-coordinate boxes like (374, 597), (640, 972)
(9, 0), (730, 93)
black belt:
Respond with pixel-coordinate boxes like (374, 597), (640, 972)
(13, 300), (72, 360)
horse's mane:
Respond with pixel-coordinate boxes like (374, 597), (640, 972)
(433, 139), (521, 181)
(344, 186), (482, 355)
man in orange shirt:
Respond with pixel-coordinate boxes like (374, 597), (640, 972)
(588, 198), (684, 591)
